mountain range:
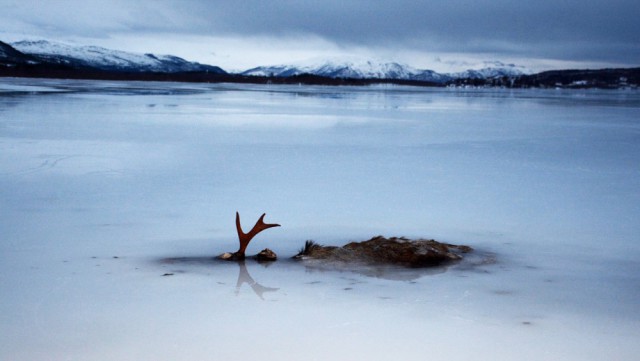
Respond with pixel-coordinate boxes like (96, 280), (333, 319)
(1, 39), (526, 82)
(1, 39), (638, 89)
(241, 57), (444, 82)
(4, 40), (225, 74)
(241, 57), (529, 83)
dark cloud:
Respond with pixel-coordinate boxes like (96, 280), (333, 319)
(143, 0), (637, 65)
(2, 0), (639, 67)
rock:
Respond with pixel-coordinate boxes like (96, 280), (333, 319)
(219, 249), (278, 262)
(294, 236), (472, 268)
(219, 252), (234, 260)
(255, 248), (277, 262)
(219, 251), (249, 261)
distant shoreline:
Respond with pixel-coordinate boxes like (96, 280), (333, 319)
(0, 65), (443, 88)
(1, 64), (639, 90)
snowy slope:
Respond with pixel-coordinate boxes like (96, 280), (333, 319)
(11, 40), (226, 73)
(412, 69), (453, 83)
(307, 58), (416, 79)
(0, 41), (37, 64)
(242, 57), (449, 83)
(242, 57), (530, 83)
(448, 61), (531, 79)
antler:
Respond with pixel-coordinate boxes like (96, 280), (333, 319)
(234, 212), (280, 259)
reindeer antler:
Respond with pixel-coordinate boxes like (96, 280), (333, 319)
(234, 212), (280, 259)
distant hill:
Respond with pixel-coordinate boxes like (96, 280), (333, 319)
(0, 40), (38, 65)
(9, 40), (226, 74)
(448, 61), (530, 79)
(514, 68), (640, 89)
(242, 57), (445, 82)
(242, 58), (530, 84)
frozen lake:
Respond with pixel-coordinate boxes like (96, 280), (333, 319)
(1, 78), (639, 360)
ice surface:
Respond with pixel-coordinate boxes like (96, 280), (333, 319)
(1, 78), (639, 360)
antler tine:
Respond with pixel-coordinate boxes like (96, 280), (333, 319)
(235, 212), (280, 259)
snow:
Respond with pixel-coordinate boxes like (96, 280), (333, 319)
(10, 40), (218, 73)
(242, 56), (432, 80)
(297, 56), (417, 79)
(242, 57), (530, 83)
(449, 61), (531, 79)
(12, 40), (158, 66)
(1, 78), (639, 361)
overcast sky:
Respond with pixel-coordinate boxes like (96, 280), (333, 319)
(1, 0), (638, 72)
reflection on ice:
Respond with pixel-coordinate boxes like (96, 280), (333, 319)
(233, 261), (280, 299)
(158, 257), (280, 299)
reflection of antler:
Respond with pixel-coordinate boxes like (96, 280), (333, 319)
(234, 212), (280, 260)
(235, 261), (279, 299)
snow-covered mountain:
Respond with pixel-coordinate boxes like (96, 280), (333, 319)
(448, 61), (530, 79)
(412, 69), (453, 83)
(242, 57), (529, 83)
(0, 40), (37, 65)
(242, 57), (450, 83)
(10, 40), (226, 74)
(3, 39), (534, 84)
(242, 58), (412, 78)
(242, 58), (450, 83)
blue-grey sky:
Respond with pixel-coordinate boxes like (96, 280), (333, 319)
(1, 0), (638, 72)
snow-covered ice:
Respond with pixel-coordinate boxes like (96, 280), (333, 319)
(1, 78), (639, 360)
